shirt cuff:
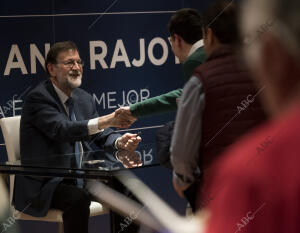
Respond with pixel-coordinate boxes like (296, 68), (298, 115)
(114, 137), (120, 150)
(88, 118), (103, 135)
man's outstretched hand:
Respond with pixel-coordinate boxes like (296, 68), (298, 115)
(98, 110), (136, 129)
(115, 106), (137, 127)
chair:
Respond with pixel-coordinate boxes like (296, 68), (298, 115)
(0, 174), (10, 217)
(0, 116), (108, 233)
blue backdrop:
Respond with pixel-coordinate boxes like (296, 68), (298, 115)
(0, 1), (217, 232)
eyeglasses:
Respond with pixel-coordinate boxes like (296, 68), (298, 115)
(56, 59), (84, 68)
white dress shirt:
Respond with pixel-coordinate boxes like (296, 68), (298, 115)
(53, 83), (119, 152)
(52, 83), (102, 135)
(187, 39), (204, 57)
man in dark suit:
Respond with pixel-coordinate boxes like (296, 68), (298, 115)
(13, 41), (141, 233)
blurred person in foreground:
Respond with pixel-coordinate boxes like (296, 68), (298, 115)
(200, 0), (300, 232)
(170, 0), (266, 212)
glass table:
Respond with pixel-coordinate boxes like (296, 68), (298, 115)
(0, 143), (159, 177)
(0, 143), (162, 233)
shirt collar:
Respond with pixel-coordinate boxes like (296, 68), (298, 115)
(52, 83), (70, 105)
(187, 39), (204, 57)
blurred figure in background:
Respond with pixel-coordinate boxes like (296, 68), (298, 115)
(202, 0), (300, 232)
(116, 8), (206, 119)
(116, 8), (206, 171)
(170, 0), (266, 212)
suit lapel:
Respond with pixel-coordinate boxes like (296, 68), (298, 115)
(44, 81), (87, 127)
(44, 79), (69, 118)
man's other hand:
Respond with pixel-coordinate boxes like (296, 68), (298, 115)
(116, 133), (142, 151)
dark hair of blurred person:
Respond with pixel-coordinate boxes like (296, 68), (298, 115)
(202, 1), (240, 45)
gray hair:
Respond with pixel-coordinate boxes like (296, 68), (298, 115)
(241, 0), (300, 60)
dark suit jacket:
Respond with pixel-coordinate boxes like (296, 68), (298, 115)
(13, 79), (120, 217)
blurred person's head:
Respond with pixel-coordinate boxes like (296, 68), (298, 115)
(46, 41), (84, 96)
(241, 0), (300, 117)
(168, 8), (203, 63)
(202, 1), (240, 57)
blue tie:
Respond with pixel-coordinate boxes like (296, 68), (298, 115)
(65, 97), (84, 188)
